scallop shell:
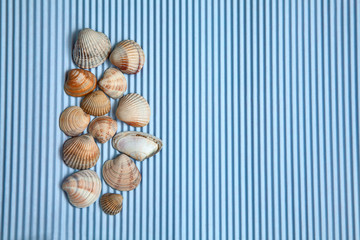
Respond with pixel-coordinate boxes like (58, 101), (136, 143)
(72, 28), (111, 69)
(80, 90), (111, 116)
(102, 154), (141, 191)
(59, 106), (90, 136)
(109, 40), (145, 74)
(63, 134), (100, 170)
(88, 116), (117, 144)
(112, 131), (162, 161)
(116, 93), (150, 127)
(62, 170), (102, 208)
(98, 68), (127, 99)
(100, 193), (123, 215)
(64, 69), (97, 97)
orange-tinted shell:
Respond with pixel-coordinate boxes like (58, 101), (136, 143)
(80, 90), (111, 116)
(64, 69), (97, 97)
(59, 106), (90, 136)
(88, 116), (117, 143)
(100, 193), (123, 215)
(98, 68), (127, 99)
(116, 93), (151, 127)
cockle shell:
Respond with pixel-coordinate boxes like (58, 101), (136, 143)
(80, 90), (111, 116)
(88, 116), (117, 144)
(59, 106), (90, 136)
(102, 154), (141, 191)
(100, 193), (123, 215)
(63, 134), (100, 170)
(98, 68), (127, 99)
(64, 69), (97, 97)
(109, 40), (145, 74)
(72, 28), (111, 69)
(62, 170), (102, 208)
(112, 131), (162, 161)
(116, 93), (150, 127)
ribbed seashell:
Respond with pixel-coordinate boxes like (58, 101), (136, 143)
(109, 40), (145, 74)
(59, 106), (90, 136)
(72, 28), (111, 69)
(98, 68), (127, 99)
(63, 134), (100, 170)
(62, 170), (102, 208)
(112, 131), (162, 161)
(88, 116), (117, 144)
(102, 154), (141, 191)
(64, 69), (97, 97)
(80, 90), (111, 116)
(100, 193), (123, 215)
(116, 93), (150, 127)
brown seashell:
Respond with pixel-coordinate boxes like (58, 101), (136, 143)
(63, 134), (100, 170)
(59, 106), (90, 136)
(88, 116), (117, 144)
(80, 90), (111, 116)
(98, 68), (127, 99)
(100, 193), (123, 215)
(109, 40), (145, 74)
(116, 93), (150, 127)
(102, 154), (141, 191)
(64, 69), (97, 97)
(62, 170), (102, 208)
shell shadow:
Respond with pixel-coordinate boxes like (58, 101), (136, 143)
(69, 29), (81, 56)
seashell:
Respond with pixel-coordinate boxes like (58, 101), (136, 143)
(63, 134), (100, 170)
(88, 116), (117, 144)
(72, 28), (111, 69)
(62, 170), (102, 208)
(98, 68), (127, 99)
(100, 193), (123, 215)
(116, 93), (150, 127)
(64, 69), (97, 97)
(112, 131), (162, 161)
(59, 106), (90, 136)
(102, 154), (141, 191)
(80, 90), (111, 116)
(109, 40), (145, 74)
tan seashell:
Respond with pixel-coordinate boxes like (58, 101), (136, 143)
(63, 134), (100, 170)
(88, 116), (117, 144)
(62, 170), (102, 208)
(116, 93), (150, 127)
(72, 28), (111, 69)
(64, 69), (97, 97)
(59, 106), (90, 136)
(100, 193), (123, 215)
(109, 40), (145, 74)
(80, 90), (111, 116)
(102, 154), (141, 191)
(98, 68), (127, 99)
(112, 131), (162, 161)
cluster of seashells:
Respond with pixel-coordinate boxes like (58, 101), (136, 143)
(60, 28), (162, 215)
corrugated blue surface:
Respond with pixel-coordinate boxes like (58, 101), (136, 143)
(0, 0), (359, 239)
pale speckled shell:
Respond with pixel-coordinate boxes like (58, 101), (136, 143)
(100, 193), (123, 215)
(102, 154), (141, 191)
(98, 68), (127, 99)
(59, 106), (90, 136)
(88, 116), (117, 144)
(62, 170), (102, 208)
(63, 134), (100, 170)
(80, 90), (111, 116)
(109, 40), (145, 74)
(64, 69), (97, 97)
(116, 93), (150, 127)
(112, 131), (162, 161)
(72, 28), (111, 69)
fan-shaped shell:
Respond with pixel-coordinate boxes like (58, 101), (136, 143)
(63, 134), (100, 170)
(64, 69), (97, 97)
(72, 28), (111, 69)
(109, 40), (145, 74)
(112, 131), (162, 161)
(62, 170), (102, 208)
(88, 116), (117, 144)
(80, 90), (111, 116)
(116, 93), (150, 127)
(102, 154), (141, 191)
(59, 106), (90, 136)
(100, 193), (123, 215)
(98, 68), (127, 99)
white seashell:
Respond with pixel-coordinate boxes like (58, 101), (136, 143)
(98, 68), (127, 99)
(116, 93), (151, 127)
(59, 106), (90, 136)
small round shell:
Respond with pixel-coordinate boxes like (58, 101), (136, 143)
(59, 106), (90, 136)
(80, 90), (111, 116)
(98, 68), (127, 99)
(64, 69), (97, 97)
(116, 93), (150, 127)
(100, 193), (123, 215)
(88, 116), (118, 144)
